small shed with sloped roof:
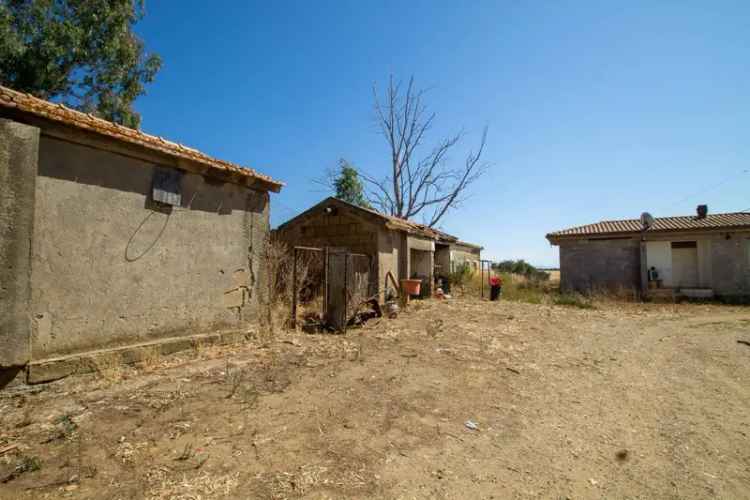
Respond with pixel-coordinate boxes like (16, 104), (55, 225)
(275, 197), (482, 300)
(546, 207), (750, 299)
(0, 85), (283, 378)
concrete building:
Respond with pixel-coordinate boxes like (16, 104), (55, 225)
(275, 197), (481, 299)
(0, 85), (283, 382)
(547, 208), (750, 299)
(435, 240), (483, 276)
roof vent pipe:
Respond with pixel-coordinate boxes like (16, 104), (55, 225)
(696, 204), (708, 219)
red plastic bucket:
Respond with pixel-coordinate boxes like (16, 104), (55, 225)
(400, 278), (422, 296)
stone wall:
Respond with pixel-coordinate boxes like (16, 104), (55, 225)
(559, 238), (641, 293)
(29, 134), (269, 357)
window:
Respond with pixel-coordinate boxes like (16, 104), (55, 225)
(671, 241), (697, 249)
(152, 167), (183, 206)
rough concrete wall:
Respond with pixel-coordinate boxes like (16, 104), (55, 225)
(711, 237), (748, 295)
(434, 245), (451, 276)
(697, 239), (712, 288)
(406, 236), (434, 296)
(450, 246), (481, 272)
(645, 241), (672, 287)
(30, 137), (269, 357)
(0, 119), (39, 367)
(377, 229), (400, 301)
(559, 238), (641, 293)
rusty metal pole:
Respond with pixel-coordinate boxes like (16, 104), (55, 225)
(324, 247), (329, 320)
(343, 253), (348, 334)
(291, 247), (298, 328)
(481, 261), (485, 299)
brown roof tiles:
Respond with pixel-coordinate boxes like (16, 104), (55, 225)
(547, 212), (750, 241)
(0, 85), (283, 192)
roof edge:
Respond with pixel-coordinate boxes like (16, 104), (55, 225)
(0, 85), (284, 192)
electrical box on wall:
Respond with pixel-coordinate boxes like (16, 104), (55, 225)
(152, 167), (183, 206)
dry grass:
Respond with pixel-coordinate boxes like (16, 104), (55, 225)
(455, 271), (601, 309)
(259, 235), (324, 335)
(88, 352), (124, 383)
(146, 470), (240, 500)
(3, 300), (750, 498)
(135, 345), (162, 373)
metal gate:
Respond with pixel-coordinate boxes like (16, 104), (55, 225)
(291, 247), (375, 332)
(326, 252), (375, 331)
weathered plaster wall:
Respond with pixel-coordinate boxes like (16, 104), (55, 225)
(30, 136), (269, 357)
(697, 240), (712, 288)
(377, 229), (402, 301)
(406, 236), (434, 296)
(450, 244), (481, 272)
(0, 119), (39, 367)
(559, 238), (641, 293)
(434, 245), (451, 276)
(711, 236), (748, 295)
(646, 241), (672, 287)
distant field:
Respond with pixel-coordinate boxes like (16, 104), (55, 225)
(546, 270), (560, 282)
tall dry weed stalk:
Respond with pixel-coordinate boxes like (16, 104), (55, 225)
(259, 235), (323, 334)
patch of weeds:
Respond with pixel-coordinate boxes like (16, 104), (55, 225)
(553, 293), (595, 309)
(42, 413), (79, 443)
(2, 455), (42, 483)
(16, 455), (41, 474)
(55, 414), (78, 435)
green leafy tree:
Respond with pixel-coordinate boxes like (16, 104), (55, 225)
(333, 159), (371, 208)
(0, 0), (161, 128)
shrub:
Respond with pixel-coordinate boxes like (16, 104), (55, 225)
(493, 260), (550, 282)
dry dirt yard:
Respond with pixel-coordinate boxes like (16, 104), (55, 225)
(1, 298), (750, 499)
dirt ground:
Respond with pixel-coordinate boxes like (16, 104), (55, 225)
(1, 298), (750, 499)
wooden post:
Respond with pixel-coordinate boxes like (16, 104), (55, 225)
(291, 247), (298, 328)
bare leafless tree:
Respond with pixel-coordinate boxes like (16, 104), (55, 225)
(362, 76), (489, 227)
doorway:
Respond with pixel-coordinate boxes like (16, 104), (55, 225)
(671, 241), (698, 288)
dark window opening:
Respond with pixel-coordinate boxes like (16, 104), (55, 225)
(152, 167), (183, 207)
(671, 241), (697, 249)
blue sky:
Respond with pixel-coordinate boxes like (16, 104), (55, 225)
(135, 1), (750, 266)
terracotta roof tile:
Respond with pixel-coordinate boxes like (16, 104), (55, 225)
(0, 85), (283, 192)
(547, 212), (750, 240)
